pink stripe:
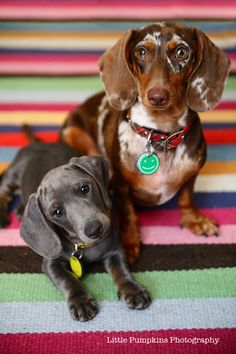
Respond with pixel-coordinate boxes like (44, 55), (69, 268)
(4, 208), (236, 231)
(0, 55), (98, 62)
(0, 5), (235, 20)
(141, 224), (236, 245)
(0, 62), (98, 75)
(0, 59), (235, 75)
(138, 208), (236, 227)
(5, 213), (20, 229)
(1, 225), (236, 247)
(0, 229), (26, 246)
(0, 329), (235, 354)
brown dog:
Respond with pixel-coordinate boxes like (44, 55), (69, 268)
(62, 22), (230, 262)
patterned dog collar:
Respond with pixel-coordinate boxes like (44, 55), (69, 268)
(128, 118), (190, 152)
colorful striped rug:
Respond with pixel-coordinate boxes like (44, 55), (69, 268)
(0, 2), (236, 354)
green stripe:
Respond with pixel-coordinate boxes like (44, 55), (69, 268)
(0, 268), (235, 302)
(0, 77), (103, 91)
(0, 21), (236, 32)
(0, 76), (235, 91)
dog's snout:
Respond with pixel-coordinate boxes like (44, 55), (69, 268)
(85, 220), (103, 239)
(147, 87), (169, 107)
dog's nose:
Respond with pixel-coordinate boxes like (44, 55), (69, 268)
(147, 88), (169, 107)
(84, 221), (103, 239)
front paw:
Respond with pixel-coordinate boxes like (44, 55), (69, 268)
(181, 213), (219, 236)
(68, 295), (99, 321)
(118, 282), (151, 310)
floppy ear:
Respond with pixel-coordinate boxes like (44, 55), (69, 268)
(69, 156), (112, 210)
(20, 193), (62, 259)
(187, 29), (230, 112)
(98, 30), (137, 111)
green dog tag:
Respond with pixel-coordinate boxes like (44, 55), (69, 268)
(136, 153), (160, 175)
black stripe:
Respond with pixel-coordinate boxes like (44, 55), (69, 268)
(1, 244), (236, 273)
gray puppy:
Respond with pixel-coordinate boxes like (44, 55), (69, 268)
(0, 141), (151, 321)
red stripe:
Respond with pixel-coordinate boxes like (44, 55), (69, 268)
(217, 102), (236, 110)
(0, 102), (235, 111)
(0, 129), (234, 147)
(0, 329), (235, 354)
(0, 132), (59, 146)
(0, 103), (77, 111)
(203, 129), (236, 144)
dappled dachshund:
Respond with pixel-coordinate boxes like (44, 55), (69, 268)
(0, 140), (151, 321)
(62, 22), (230, 262)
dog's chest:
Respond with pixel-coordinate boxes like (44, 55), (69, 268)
(118, 121), (199, 205)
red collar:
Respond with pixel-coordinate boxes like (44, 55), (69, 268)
(128, 118), (190, 151)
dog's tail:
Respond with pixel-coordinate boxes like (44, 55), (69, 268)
(22, 124), (40, 143)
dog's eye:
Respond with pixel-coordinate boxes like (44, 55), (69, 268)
(175, 46), (189, 60)
(135, 46), (147, 59)
(80, 184), (90, 194)
(52, 208), (63, 218)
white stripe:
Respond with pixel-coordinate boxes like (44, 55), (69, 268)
(0, 298), (235, 334)
(0, 90), (234, 103)
(195, 174), (236, 192)
(0, 91), (95, 103)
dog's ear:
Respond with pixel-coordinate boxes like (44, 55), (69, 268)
(99, 30), (137, 111)
(20, 193), (62, 259)
(69, 156), (112, 210)
(187, 29), (230, 112)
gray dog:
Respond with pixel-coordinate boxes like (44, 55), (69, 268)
(0, 140), (151, 321)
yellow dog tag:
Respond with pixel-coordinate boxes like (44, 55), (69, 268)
(70, 255), (83, 278)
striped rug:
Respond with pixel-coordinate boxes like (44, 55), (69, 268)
(0, 2), (236, 354)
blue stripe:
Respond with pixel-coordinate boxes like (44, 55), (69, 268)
(208, 145), (236, 161)
(1, 145), (236, 162)
(0, 298), (236, 334)
(1, 124), (236, 132)
(0, 125), (59, 133)
(203, 123), (236, 130)
(0, 148), (19, 162)
(137, 192), (236, 211)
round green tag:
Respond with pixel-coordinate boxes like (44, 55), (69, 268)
(136, 153), (160, 175)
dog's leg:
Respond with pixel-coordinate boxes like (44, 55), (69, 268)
(115, 185), (140, 263)
(104, 250), (151, 309)
(42, 258), (99, 321)
(63, 126), (100, 156)
(178, 175), (219, 236)
(0, 167), (19, 227)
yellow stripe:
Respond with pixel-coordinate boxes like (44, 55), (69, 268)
(1, 31), (235, 40)
(200, 162), (236, 175)
(0, 162), (9, 173)
(199, 111), (236, 123)
(0, 32), (121, 39)
(0, 110), (235, 125)
(0, 112), (67, 125)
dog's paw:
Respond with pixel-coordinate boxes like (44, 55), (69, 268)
(181, 214), (219, 236)
(118, 281), (151, 310)
(68, 295), (99, 321)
